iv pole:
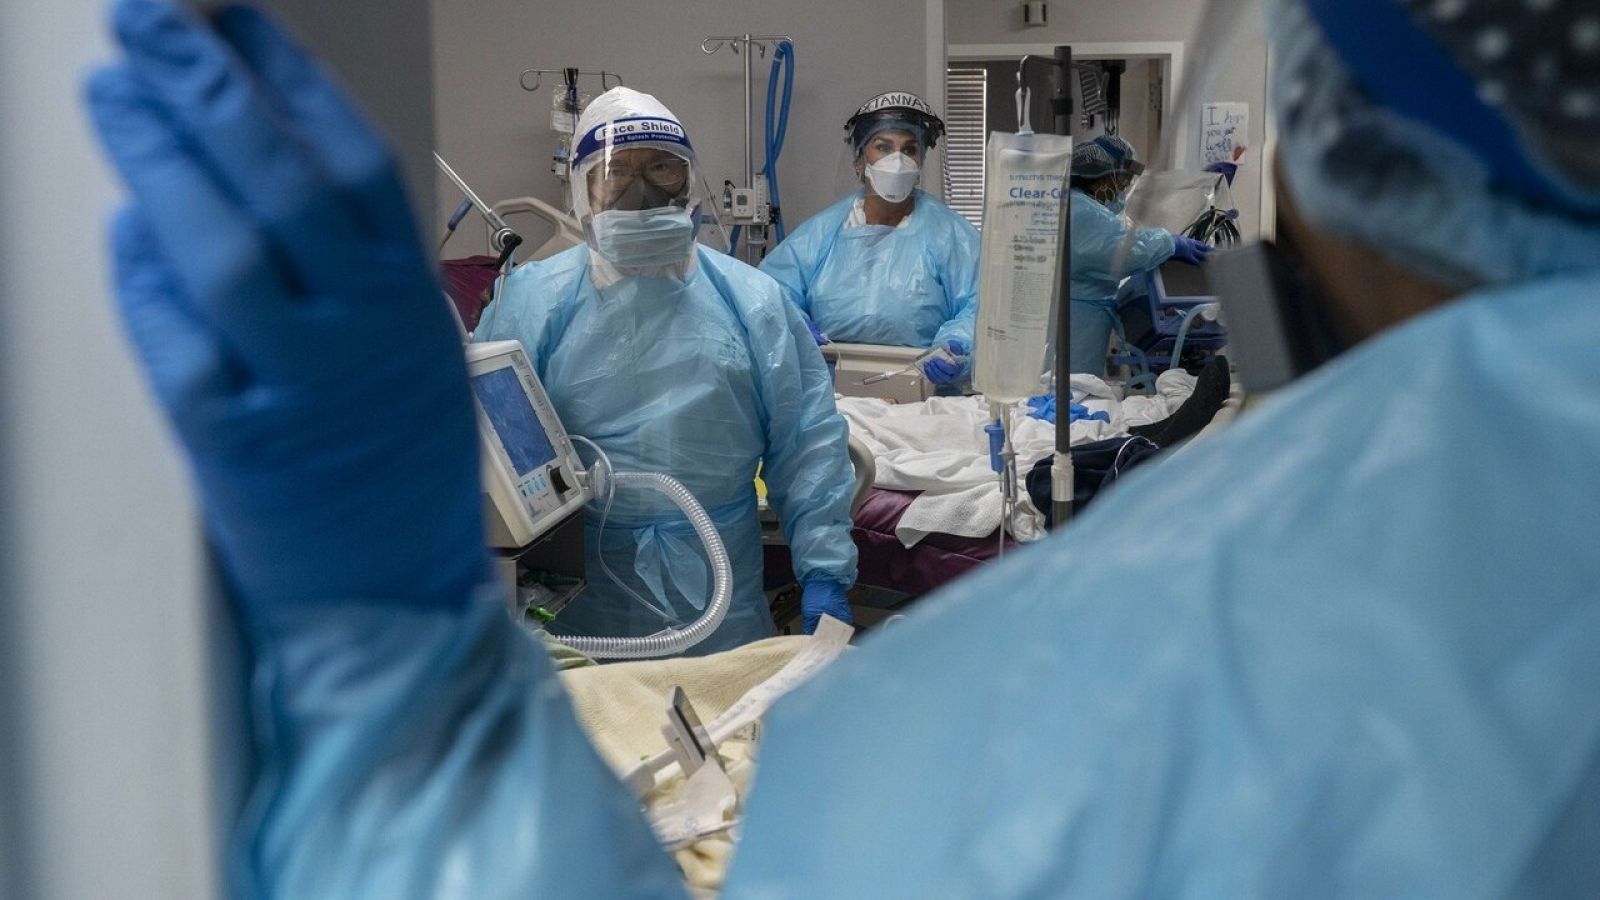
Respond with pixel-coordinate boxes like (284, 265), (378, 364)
(1050, 45), (1076, 529)
(518, 68), (624, 181)
(701, 34), (791, 264)
(1020, 47), (1077, 528)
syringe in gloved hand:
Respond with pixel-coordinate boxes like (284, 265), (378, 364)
(859, 344), (960, 385)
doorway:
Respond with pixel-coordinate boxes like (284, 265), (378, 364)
(943, 42), (1182, 229)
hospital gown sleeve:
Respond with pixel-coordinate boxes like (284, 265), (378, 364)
(470, 256), (580, 369)
(743, 277), (858, 588)
(85, 5), (680, 896)
(1071, 189), (1177, 288)
(241, 594), (685, 899)
(758, 221), (821, 318)
(930, 214), (980, 351)
(726, 274), (1600, 895)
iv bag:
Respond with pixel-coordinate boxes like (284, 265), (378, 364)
(550, 88), (592, 134)
(972, 131), (1074, 404)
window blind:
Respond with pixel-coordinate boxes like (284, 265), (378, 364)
(943, 66), (987, 230)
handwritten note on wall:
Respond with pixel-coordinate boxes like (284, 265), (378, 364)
(1201, 102), (1249, 165)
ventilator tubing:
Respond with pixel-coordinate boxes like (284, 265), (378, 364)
(558, 471), (732, 660)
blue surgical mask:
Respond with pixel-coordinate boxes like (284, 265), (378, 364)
(590, 207), (697, 269)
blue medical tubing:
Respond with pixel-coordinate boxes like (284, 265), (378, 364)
(1168, 303), (1219, 372)
(1124, 343), (1157, 394)
(725, 40), (794, 257)
(764, 41), (794, 244)
(446, 198), (473, 232)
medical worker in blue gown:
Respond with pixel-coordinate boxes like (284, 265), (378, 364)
(760, 92), (979, 386)
(1068, 133), (1213, 374)
(88, 0), (1600, 895)
(474, 86), (857, 650)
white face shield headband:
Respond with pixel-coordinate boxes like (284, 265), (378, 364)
(570, 108), (703, 281)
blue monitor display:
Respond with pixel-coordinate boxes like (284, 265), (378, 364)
(472, 367), (557, 477)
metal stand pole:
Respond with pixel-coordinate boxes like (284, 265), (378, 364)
(701, 34), (789, 265)
(1050, 45), (1076, 529)
(742, 34), (754, 203)
(740, 35), (765, 264)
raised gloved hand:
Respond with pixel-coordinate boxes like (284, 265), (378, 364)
(800, 579), (853, 634)
(921, 339), (969, 385)
(87, 0), (486, 611)
(802, 314), (830, 346)
(1172, 235), (1214, 266)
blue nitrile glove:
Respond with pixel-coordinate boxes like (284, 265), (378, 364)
(1204, 160), (1240, 186)
(88, 0), (487, 611)
(1026, 395), (1111, 425)
(921, 339), (969, 385)
(1172, 235), (1213, 266)
(801, 579), (852, 634)
(1072, 401), (1111, 423)
(802, 314), (830, 346)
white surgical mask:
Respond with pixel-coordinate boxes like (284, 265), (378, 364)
(864, 152), (920, 203)
(590, 207), (697, 269)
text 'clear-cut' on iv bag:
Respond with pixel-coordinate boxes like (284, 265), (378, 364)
(971, 131), (1073, 404)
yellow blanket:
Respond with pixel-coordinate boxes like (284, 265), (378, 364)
(557, 635), (814, 893)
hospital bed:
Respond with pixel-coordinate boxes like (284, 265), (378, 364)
(763, 487), (1010, 609)
(440, 195), (586, 332)
(822, 342), (935, 403)
(767, 343), (1007, 615)
(770, 366), (1231, 608)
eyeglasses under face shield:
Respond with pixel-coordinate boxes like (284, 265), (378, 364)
(587, 152), (693, 212)
(570, 114), (700, 223)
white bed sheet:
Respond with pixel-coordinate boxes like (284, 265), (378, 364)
(836, 370), (1197, 547)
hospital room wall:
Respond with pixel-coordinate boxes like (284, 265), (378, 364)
(0, 2), (437, 898)
(268, 0), (442, 208)
(430, 0), (942, 257)
(946, 0), (1269, 240)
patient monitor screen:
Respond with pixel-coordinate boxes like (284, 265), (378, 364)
(472, 367), (557, 476)
(1158, 259), (1213, 297)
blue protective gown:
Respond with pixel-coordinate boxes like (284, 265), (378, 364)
(236, 592), (686, 899)
(473, 245), (856, 654)
(251, 271), (1600, 897)
(1069, 187), (1176, 374)
(760, 189), (979, 349)
(726, 272), (1600, 895)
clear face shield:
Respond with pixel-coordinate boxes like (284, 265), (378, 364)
(1082, 162), (1146, 211)
(570, 122), (704, 271)
(1104, 0), (1349, 392)
(833, 120), (930, 205)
